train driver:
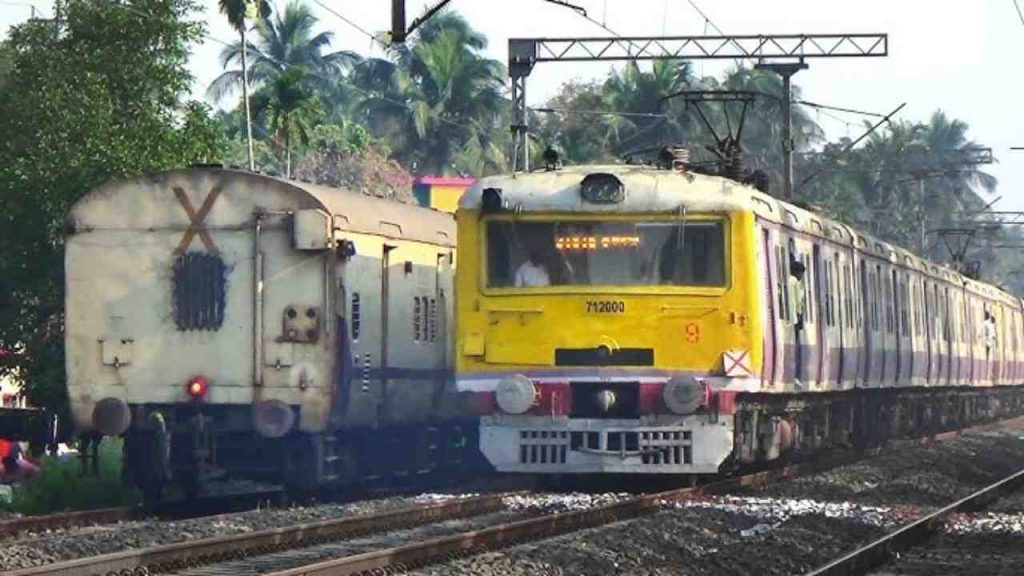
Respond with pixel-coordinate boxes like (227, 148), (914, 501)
(514, 249), (551, 287)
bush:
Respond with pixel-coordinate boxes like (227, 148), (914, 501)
(3, 439), (140, 515)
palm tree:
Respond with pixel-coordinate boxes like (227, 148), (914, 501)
(601, 60), (697, 155)
(218, 0), (272, 170)
(251, 66), (323, 177)
(209, 0), (357, 103)
(350, 11), (507, 175)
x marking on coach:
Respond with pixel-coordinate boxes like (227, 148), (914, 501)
(724, 349), (752, 377)
(173, 186), (222, 255)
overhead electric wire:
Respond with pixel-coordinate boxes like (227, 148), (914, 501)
(541, 0), (658, 58)
(1013, 0), (1024, 25)
(94, 0), (235, 48)
(308, 0), (380, 47)
(681, 0), (727, 36)
(531, 107), (668, 119)
(679, 0), (747, 62)
(796, 100), (886, 118)
(343, 81), (470, 131)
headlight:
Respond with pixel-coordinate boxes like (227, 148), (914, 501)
(663, 376), (704, 415)
(580, 173), (625, 204)
(495, 374), (536, 414)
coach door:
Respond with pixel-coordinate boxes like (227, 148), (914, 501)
(839, 252), (859, 388)
(817, 245), (842, 388)
(259, 211), (330, 389)
(761, 227), (779, 386)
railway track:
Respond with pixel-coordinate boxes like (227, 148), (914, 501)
(6, 493), (509, 576)
(5, 418), (1017, 576)
(806, 463), (1024, 575)
(0, 488), (286, 539)
(1, 448), (868, 576)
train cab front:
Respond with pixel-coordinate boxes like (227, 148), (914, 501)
(455, 168), (762, 476)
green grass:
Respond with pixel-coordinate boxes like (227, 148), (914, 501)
(2, 439), (141, 515)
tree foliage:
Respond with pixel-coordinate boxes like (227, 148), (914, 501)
(2, 0), (1020, 421)
(0, 0), (224, 415)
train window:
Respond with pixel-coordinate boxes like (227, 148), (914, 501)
(485, 219), (726, 287)
(899, 277), (910, 337)
(853, 262), (862, 330)
(777, 245), (790, 321)
(843, 264), (854, 330)
(875, 270), (882, 332)
(802, 253), (815, 324)
(414, 297), (423, 341)
(917, 280), (925, 334)
(422, 296), (430, 342)
(429, 298), (438, 342)
(351, 293), (361, 340)
(824, 260), (835, 327)
(172, 252), (227, 331)
(884, 269), (894, 335)
(943, 288), (952, 342)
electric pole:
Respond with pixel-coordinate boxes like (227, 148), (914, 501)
(391, 0), (405, 43)
(242, 23), (254, 171)
(755, 62), (807, 199)
(391, 0), (451, 44)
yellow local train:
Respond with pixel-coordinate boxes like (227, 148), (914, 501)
(455, 164), (1024, 477)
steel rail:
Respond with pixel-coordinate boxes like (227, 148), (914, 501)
(9, 418), (1017, 575)
(6, 493), (509, 576)
(262, 453), (885, 576)
(0, 506), (136, 539)
(0, 488), (285, 539)
(263, 420), (1024, 576)
(804, 466), (1024, 576)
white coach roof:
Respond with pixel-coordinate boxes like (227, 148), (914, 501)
(69, 167), (455, 247)
(459, 164), (1021, 303)
(460, 165), (753, 214)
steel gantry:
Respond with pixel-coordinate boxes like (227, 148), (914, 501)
(508, 33), (889, 197)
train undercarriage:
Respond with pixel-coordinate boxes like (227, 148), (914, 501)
(480, 384), (1024, 483)
(81, 404), (482, 501)
(733, 384), (1024, 468)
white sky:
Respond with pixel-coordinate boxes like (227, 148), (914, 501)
(4, 0), (1024, 211)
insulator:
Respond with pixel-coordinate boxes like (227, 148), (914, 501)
(672, 146), (690, 171)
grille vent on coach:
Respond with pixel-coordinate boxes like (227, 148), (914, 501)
(519, 431), (568, 464)
(172, 252), (227, 331)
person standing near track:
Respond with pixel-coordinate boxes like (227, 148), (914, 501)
(789, 260), (807, 386)
(983, 309), (997, 380)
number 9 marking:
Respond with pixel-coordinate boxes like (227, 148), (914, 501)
(685, 323), (701, 343)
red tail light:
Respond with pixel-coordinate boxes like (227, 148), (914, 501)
(186, 376), (209, 399)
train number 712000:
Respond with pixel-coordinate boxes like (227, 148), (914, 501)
(585, 300), (626, 314)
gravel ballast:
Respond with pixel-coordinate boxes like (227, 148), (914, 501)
(7, 423), (1024, 575)
(407, 422), (1024, 576)
(0, 493), (474, 571)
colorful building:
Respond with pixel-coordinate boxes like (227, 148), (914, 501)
(412, 176), (475, 213)
(0, 352), (24, 409)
